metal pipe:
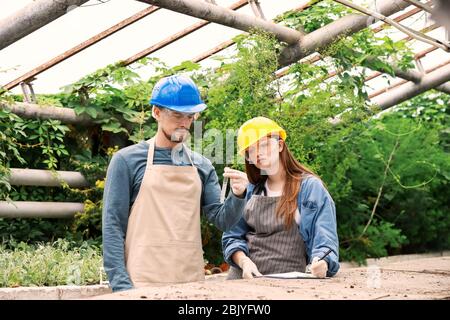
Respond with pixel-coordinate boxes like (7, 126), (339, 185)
(9, 168), (89, 188)
(403, 0), (434, 13)
(0, 101), (94, 125)
(373, 63), (450, 110)
(135, 0), (304, 44)
(369, 61), (450, 98)
(333, 0), (449, 51)
(0, 201), (84, 218)
(191, 1), (316, 63)
(279, 0), (411, 67)
(330, 62), (450, 125)
(0, 0), (89, 50)
(122, 0), (249, 66)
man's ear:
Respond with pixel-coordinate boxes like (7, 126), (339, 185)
(152, 106), (161, 121)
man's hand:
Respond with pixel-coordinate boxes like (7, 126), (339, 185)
(223, 167), (249, 198)
(237, 255), (262, 279)
(310, 257), (328, 278)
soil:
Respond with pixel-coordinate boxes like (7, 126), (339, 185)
(93, 256), (450, 300)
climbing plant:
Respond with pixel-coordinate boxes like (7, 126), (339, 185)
(0, 0), (448, 267)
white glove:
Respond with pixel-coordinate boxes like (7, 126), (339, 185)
(237, 256), (262, 279)
(310, 257), (328, 278)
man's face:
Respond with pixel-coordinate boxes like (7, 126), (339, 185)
(153, 107), (198, 142)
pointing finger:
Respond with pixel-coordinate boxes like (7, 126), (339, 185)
(224, 172), (246, 180)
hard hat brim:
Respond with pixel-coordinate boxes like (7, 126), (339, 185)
(238, 130), (286, 156)
(151, 102), (207, 113)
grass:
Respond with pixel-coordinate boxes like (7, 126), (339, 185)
(0, 239), (106, 288)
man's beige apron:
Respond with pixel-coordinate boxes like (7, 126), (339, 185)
(124, 137), (204, 287)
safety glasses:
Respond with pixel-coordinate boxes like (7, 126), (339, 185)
(163, 108), (199, 121)
(245, 136), (280, 161)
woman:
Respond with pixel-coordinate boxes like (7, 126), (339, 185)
(222, 117), (339, 279)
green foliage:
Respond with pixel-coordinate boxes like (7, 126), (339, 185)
(68, 149), (114, 242)
(0, 105), (74, 244)
(275, 0), (354, 32)
(196, 22), (446, 265)
(201, 220), (224, 266)
(61, 61), (153, 140)
(0, 95), (26, 201)
(61, 57), (201, 143)
(324, 29), (414, 99)
(0, 216), (72, 246)
(342, 220), (407, 262)
(190, 31), (283, 259)
(319, 102), (449, 263)
(204, 31), (280, 130)
(0, 1), (448, 275)
(0, 239), (104, 287)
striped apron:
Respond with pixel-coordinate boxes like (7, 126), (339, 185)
(227, 186), (307, 279)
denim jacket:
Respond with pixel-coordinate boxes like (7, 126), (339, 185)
(222, 176), (340, 277)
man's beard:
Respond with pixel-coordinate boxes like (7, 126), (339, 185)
(162, 127), (189, 143)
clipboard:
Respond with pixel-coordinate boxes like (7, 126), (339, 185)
(256, 271), (329, 279)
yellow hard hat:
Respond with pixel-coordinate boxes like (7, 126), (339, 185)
(237, 117), (287, 155)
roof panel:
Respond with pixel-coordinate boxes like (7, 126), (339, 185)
(0, 0), (448, 97)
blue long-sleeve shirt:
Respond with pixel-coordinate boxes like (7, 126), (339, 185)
(222, 176), (340, 277)
(102, 141), (246, 292)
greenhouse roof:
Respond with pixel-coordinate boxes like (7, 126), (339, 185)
(0, 0), (449, 107)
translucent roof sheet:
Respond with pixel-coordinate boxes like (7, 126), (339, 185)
(0, 0), (449, 96)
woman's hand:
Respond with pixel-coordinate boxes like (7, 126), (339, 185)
(223, 167), (249, 198)
(232, 251), (262, 279)
(238, 256), (262, 279)
(310, 257), (328, 278)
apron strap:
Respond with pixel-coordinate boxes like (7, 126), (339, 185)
(182, 143), (195, 167)
(253, 182), (267, 196)
(146, 137), (156, 165)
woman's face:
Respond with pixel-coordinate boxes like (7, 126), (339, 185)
(246, 136), (283, 175)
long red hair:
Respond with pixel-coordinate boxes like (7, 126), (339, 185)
(245, 138), (318, 228)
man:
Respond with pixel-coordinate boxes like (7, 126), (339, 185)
(102, 75), (248, 292)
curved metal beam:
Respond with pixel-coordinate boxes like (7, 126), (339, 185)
(0, 201), (84, 218)
(0, 0), (89, 50)
(373, 63), (450, 110)
(279, 0), (411, 67)
(9, 168), (89, 188)
(0, 101), (94, 125)
(136, 0), (304, 44)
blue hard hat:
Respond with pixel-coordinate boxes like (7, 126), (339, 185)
(149, 75), (207, 113)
